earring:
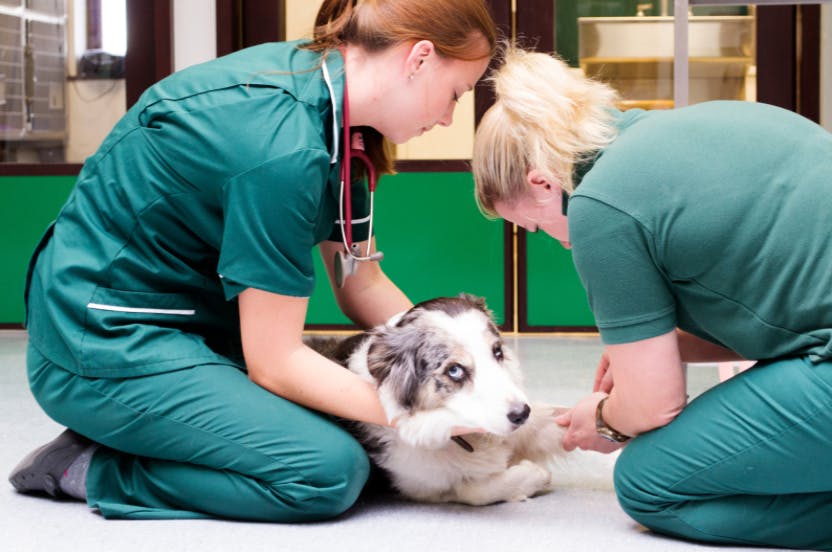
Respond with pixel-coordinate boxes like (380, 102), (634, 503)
(409, 73), (414, 81)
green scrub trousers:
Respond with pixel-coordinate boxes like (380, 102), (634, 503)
(27, 343), (370, 521)
(615, 356), (832, 550)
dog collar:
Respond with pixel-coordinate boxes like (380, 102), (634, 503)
(451, 436), (474, 453)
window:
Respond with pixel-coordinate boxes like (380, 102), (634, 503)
(0, 0), (126, 164)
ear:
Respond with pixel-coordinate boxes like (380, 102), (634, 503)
(405, 40), (435, 79)
(526, 169), (559, 198)
(367, 328), (422, 411)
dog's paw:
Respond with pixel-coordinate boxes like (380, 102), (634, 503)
(504, 460), (552, 502)
(395, 413), (454, 449)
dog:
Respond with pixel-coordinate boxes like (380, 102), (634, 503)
(307, 294), (569, 505)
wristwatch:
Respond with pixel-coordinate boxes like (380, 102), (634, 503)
(595, 397), (631, 443)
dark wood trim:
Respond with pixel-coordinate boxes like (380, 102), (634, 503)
(519, 325), (598, 334)
(394, 160), (471, 173)
(242, 0), (285, 46)
(125, 0), (173, 108)
(0, 164), (83, 176)
(475, 0), (512, 127)
(757, 5), (797, 112)
(0, 324), (25, 330)
(216, 0), (285, 54)
(517, 228), (529, 332)
(797, 4), (821, 123)
(216, 0), (242, 57)
(515, 0), (555, 53)
(755, 5), (822, 122)
(501, 219), (515, 333)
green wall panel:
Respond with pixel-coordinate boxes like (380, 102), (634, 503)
(0, 176), (76, 324)
(525, 230), (595, 327)
(0, 173), (504, 327)
(307, 171), (506, 326)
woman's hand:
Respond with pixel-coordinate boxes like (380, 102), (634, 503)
(593, 348), (614, 393)
(557, 330), (688, 453)
(555, 392), (626, 454)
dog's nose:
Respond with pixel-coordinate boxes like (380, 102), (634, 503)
(507, 403), (531, 426)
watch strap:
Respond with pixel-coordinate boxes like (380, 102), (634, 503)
(595, 396), (631, 443)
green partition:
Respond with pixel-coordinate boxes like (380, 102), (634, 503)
(307, 171), (507, 327)
(0, 176), (76, 325)
(524, 230), (595, 328)
(1, 172), (506, 327)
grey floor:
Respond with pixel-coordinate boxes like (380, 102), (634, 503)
(0, 330), (790, 552)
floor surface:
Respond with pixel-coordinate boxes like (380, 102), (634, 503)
(0, 330), (792, 552)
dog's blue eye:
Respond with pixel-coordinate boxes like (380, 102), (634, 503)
(493, 344), (504, 361)
(446, 364), (466, 381)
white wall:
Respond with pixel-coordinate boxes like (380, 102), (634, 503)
(173, 0), (217, 72)
(65, 80), (126, 163)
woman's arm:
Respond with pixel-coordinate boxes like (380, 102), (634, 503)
(239, 287), (391, 426)
(602, 330), (687, 435)
(319, 238), (413, 328)
(559, 330), (687, 452)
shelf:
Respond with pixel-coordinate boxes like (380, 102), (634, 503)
(673, 0), (832, 106)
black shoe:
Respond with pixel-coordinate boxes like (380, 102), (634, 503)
(9, 429), (93, 497)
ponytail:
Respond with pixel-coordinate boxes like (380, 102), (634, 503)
(473, 45), (619, 216)
(308, 0), (357, 52)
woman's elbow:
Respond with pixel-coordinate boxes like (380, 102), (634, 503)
(640, 402), (685, 432)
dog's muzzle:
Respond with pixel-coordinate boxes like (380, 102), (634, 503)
(508, 403), (531, 427)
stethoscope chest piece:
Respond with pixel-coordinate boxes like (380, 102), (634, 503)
(334, 248), (358, 288)
(335, 244), (383, 288)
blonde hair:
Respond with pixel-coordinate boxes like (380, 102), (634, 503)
(305, 0), (498, 177)
(472, 45), (619, 217)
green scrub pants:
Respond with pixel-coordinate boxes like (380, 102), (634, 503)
(615, 355), (832, 550)
(26, 343), (370, 521)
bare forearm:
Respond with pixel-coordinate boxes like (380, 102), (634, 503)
(249, 345), (390, 426)
(338, 271), (412, 328)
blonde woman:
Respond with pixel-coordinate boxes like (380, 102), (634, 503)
(473, 46), (832, 550)
(10, 0), (495, 522)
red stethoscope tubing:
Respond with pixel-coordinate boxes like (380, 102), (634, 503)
(339, 81), (377, 250)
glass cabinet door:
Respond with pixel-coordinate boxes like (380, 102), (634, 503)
(561, 1), (755, 110)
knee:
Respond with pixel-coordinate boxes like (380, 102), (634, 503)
(613, 441), (678, 528)
(275, 434), (371, 521)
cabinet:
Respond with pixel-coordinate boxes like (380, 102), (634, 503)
(673, 0), (831, 106)
(0, 0), (67, 156)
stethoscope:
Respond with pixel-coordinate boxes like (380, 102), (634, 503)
(322, 59), (384, 287)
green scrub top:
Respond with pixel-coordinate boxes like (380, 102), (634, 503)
(26, 40), (371, 377)
(568, 101), (832, 363)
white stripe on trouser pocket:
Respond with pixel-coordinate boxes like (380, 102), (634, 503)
(87, 303), (196, 316)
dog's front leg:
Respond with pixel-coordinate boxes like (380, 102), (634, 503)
(395, 409), (460, 449)
(448, 460), (552, 506)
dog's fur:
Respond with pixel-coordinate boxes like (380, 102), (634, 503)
(307, 294), (568, 505)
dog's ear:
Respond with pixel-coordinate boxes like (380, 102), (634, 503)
(366, 326), (429, 411)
